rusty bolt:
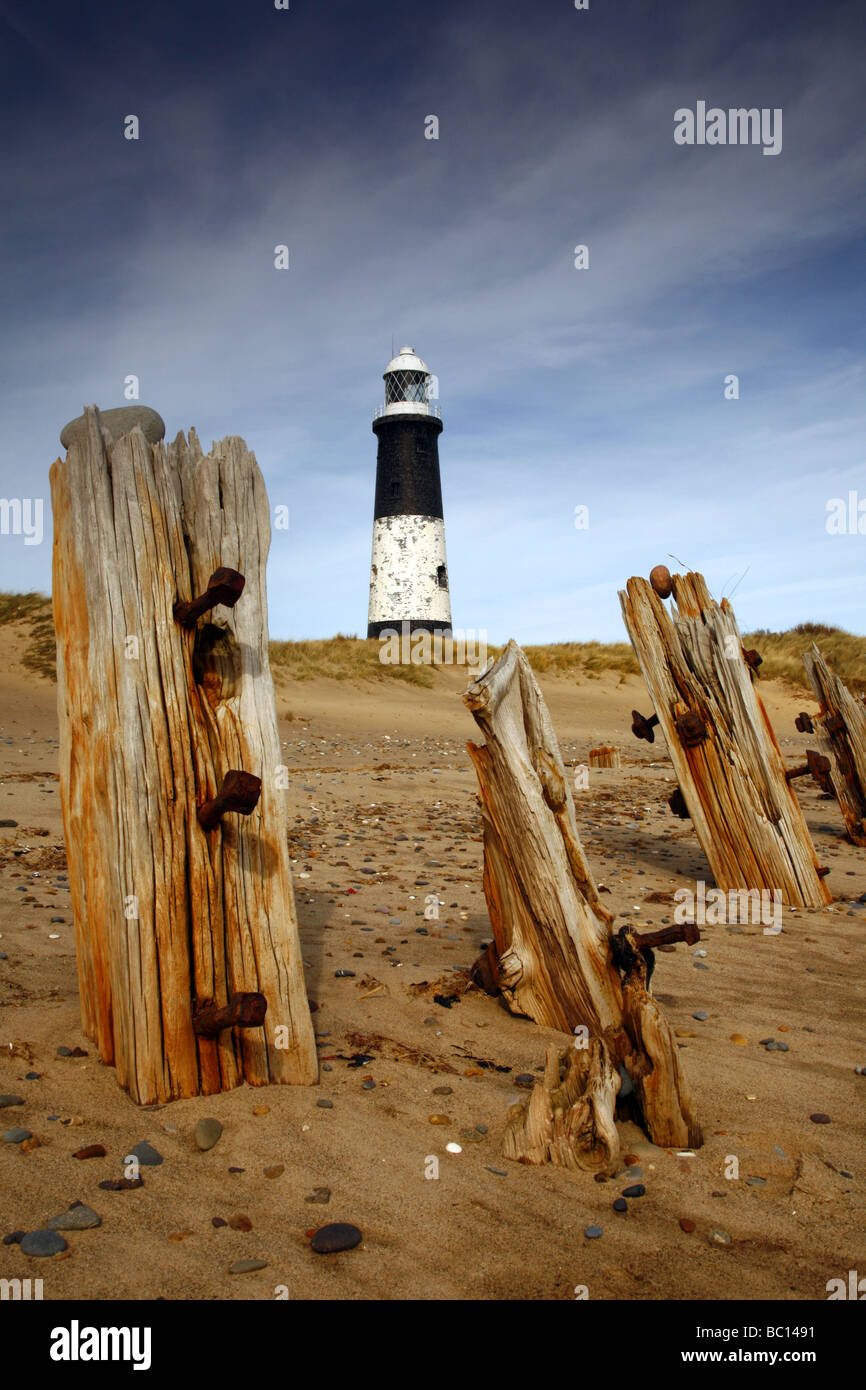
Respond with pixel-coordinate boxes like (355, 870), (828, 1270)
(816, 866), (830, 878)
(785, 750), (832, 793)
(631, 710), (660, 743)
(174, 568), (245, 629)
(794, 712), (814, 734)
(650, 565), (673, 600)
(197, 770), (261, 830)
(668, 786), (690, 819)
(193, 991), (267, 1038)
(743, 648), (763, 672)
(675, 710), (708, 748)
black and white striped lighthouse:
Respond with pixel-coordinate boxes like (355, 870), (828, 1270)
(367, 346), (452, 639)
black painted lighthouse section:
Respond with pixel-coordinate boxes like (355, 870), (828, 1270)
(371, 414), (444, 520)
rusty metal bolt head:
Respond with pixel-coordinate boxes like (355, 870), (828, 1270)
(668, 786), (690, 819)
(806, 749), (833, 795)
(795, 712), (814, 734)
(174, 567), (246, 629)
(743, 648), (763, 672)
(197, 770), (262, 830)
(631, 710), (660, 743)
(675, 710), (708, 748)
(650, 565), (673, 599)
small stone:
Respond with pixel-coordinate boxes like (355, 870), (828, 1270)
(613, 1198), (628, 1213)
(0, 818), (18, 827)
(194, 1118), (223, 1151)
(856, 1065), (866, 1076)
(810, 1112), (831, 1124)
(709, 1229), (732, 1246)
(746, 1176), (766, 1187)
(730, 1034), (749, 1045)
(485, 1166), (508, 1177)
(475, 1123), (488, 1135)
(304, 1187), (331, 1204)
(20, 1229), (67, 1257)
(212, 1217), (228, 1227)
(2, 1128), (32, 1144)
(692, 1011), (708, 1021)
(428, 1114), (450, 1124)
(98, 1177), (144, 1191)
(230, 1259), (268, 1274)
(126, 1141), (162, 1165)
(0, 1095), (24, 1108)
(60, 405), (166, 450)
(679, 1218), (696, 1233)
(46, 1204), (101, 1231)
(228, 1213), (252, 1231)
(73, 1144), (106, 1160)
(334, 969), (356, 978)
(25, 1074), (40, 1081)
(317, 1098), (334, 1109)
(622, 1184), (646, 1198)
(264, 1165), (284, 1179)
(252, 1105), (270, 1116)
(432, 1086), (453, 1096)
(310, 1222), (362, 1253)
(584, 1225), (603, 1239)
(20, 1136), (41, 1152)
(514, 1073), (535, 1089)
(56, 1046), (72, 1057)
(623, 1153), (640, 1166)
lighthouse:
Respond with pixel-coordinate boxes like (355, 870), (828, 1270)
(367, 346), (452, 639)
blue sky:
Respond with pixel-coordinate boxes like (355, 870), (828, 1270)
(0, 0), (863, 642)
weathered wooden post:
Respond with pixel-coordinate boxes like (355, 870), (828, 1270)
(619, 570), (832, 907)
(802, 645), (866, 847)
(464, 641), (701, 1168)
(50, 406), (317, 1104)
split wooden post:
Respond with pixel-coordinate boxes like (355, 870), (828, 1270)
(802, 645), (866, 847)
(589, 746), (621, 769)
(619, 572), (832, 907)
(50, 406), (318, 1104)
(463, 640), (701, 1168)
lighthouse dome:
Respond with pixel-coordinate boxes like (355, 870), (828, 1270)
(379, 345), (440, 419)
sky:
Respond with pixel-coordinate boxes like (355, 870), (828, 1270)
(0, 0), (864, 643)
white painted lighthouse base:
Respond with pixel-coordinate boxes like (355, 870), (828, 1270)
(368, 514), (451, 632)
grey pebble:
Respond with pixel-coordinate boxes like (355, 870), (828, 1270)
(317, 1098), (334, 1109)
(195, 1118), (223, 1152)
(0, 1095), (24, 1108)
(746, 1177), (766, 1187)
(60, 405), (165, 449)
(21, 1229), (67, 1257)
(125, 1140), (163, 1166)
(310, 1222), (362, 1254)
(584, 1225), (603, 1239)
(692, 1011), (708, 1021)
(485, 1166), (508, 1177)
(46, 1203), (101, 1230)
(2, 1128), (32, 1144)
(622, 1183), (646, 1198)
(230, 1259), (268, 1274)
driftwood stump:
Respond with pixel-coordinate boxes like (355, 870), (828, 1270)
(50, 406), (317, 1104)
(589, 746), (621, 769)
(620, 572), (832, 907)
(464, 641), (701, 1167)
(802, 645), (866, 847)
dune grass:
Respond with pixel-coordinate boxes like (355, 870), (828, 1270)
(1, 593), (862, 695)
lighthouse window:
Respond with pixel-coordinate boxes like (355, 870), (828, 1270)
(436, 564), (448, 589)
(385, 370), (429, 405)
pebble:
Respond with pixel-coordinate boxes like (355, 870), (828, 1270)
(0, 1095), (24, 1108)
(428, 1114), (450, 1124)
(475, 1123), (488, 1135)
(304, 1187), (331, 1204)
(73, 1144), (106, 1160)
(485, 1166), (508, 1177)
(46, 1202), (101, 1231)
(98, 1177), (144, 1191)
(679, 1217), (696, 1233)
(709, 1229), (732, 1246)
(25, 1074), (39, 1083)
(432, 1086), (453, 1096)
(613, 1198), (628, 1213)
(310, 1222), (362, 1254)
(810, 1112), (831, 1124)
(195, 1118), (223, 1151)
(361, 1079), (376, 1090)
(125, 1141), (163, 1165)
(21, 1229), (68, 1257)
(60, 405), (166, 449)
(334, 970), (355, 978)
(230, 1259), (268, 1274)
(514, 1073), (535, 1089)
(855, 1065), (865, 1076)
(316, 1098), (334, 1109)
(622, 1184), (646, 1198)
(746, 1177), (766, 1187)
(252, 1106), (269, 1116)
(584, 1225), (603, 1239)
(228, 1213), (252, 1232)
(2, 1128), (32, 1144)
(264, 1165), (284, 1179)
(692, 1011), (708, 1021)
(623, 1153), (640, 1166)
(729, 1035), (748, 1046)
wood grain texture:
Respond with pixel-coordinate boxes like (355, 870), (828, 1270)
(464, 640), (700, 1167)
(803, 645), (866, 847)
(50, 407), (317, 1104)
(619, 572), (832, 908)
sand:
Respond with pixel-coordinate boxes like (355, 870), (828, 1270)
(1, 637), (864, 1301)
